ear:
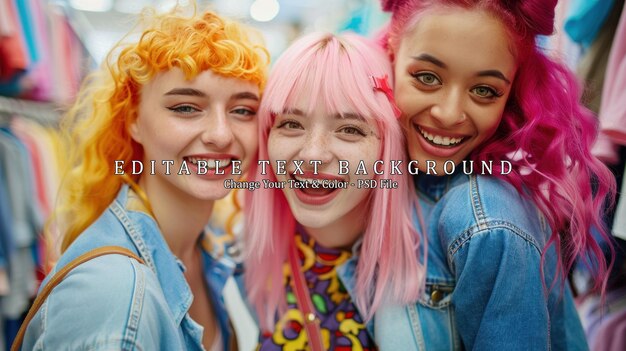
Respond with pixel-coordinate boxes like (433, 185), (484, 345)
(387, 37), (395, 63)
(129, 120), (143, 144)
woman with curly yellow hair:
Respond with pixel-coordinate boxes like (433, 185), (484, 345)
(16, 6), (268, 351)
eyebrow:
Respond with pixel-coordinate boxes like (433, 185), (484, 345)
(164, 88), (206, 97)
(413, 53), (511, 85)
(412, 53), (447, 68)
(281, 108), (365, 121)
(164, 89), (259, 102)
(476, 70), (511, 85)
(232, 92), (259, 101)
(334, 112), (366, 121)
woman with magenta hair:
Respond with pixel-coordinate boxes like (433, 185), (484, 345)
(244, 32), (425, 350)
(15, 7), (268, 351)
(374, 0), (616, 349)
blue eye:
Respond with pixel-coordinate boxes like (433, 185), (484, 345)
(167, 105), (200, 114)
(231, 108), (256, 116)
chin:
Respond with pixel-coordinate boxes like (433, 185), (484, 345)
(293, 212), (331, 230)
(192, 188), (230, 201)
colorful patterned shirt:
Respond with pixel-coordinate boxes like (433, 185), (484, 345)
(258, 233), (377, 351)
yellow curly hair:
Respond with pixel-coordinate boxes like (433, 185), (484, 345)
(54, 7), (269, 253)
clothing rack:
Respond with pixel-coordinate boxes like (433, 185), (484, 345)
(0, 96), (61, 126)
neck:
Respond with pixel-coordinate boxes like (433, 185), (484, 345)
(139, 176), (214, 262)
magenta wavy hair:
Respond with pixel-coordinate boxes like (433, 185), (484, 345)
(245, 32), (425, 330)
(381, 0), (616, 293)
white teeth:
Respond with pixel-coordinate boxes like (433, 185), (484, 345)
(418, 127), (464, 146)
(186, 157), (232, 167)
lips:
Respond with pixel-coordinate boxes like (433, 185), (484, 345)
(184, 153), (239, 178)
(290, 171), (344, 206)
(185, 156), (233, 168)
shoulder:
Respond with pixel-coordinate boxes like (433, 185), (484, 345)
(443, 175), (535, 219)
(436, 175), (548, 252)
(24, 254), (173, 350)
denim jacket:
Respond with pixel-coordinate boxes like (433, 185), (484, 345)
(336, 173), (588, 351)
(21, 185), (239, 350)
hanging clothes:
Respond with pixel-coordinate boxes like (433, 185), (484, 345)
(579, 286), (626, 351)
(0, 0), (29, 84)
(0, 97), (63, 348)
(0, 0), (91, 102)
(564, 0), (616, 48)
(576, 0), (624, 114)
(597, 0), (626, 148)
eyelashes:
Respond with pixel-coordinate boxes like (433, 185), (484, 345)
(275, 118), (371, 139)
(337, 125), (367, 136)
(471, 86), (504, 99)
(276, 119), (303, 130)
(166, 105), (257, 118)
(410, 71), (505, 100)
(411, 72), (441, 86)
(167, 105), (200, 114)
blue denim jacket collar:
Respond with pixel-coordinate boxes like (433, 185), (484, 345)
(114, 185), (236, 346)
(201, 234), (237, 347)
(414, 169), (468, 202)
(112, 185), (194, 325)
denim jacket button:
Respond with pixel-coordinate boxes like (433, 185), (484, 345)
(431, 289), (443, 303)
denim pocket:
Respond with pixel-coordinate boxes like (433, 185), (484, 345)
(419, 280), (455, 309)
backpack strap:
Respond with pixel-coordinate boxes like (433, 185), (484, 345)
(11, 246), (144, 351)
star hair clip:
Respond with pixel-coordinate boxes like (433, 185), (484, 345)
(370, 74), (402, 119)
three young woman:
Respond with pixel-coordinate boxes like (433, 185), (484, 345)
(18, 1), (615, 349)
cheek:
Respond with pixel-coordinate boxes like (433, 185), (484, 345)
(150, 120), (192, 144)
(393, 81), (413, 112)
(238, 123), (259, 154)
(267, 133), (285, 162)
(400, 114), (414, 134)
(476, 107), (505, 138)
(347, 140), (381, 179)
(394, 86), (433, 121)
(138, 125), (173, 153)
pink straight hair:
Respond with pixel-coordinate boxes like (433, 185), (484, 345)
(245, 32), (425, 330)
(380, 0), (616, 293)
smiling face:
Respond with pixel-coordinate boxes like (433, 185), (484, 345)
(267, 94), (381, 247)
(393, 8), (517, 174)
(130, 67), (260, 202)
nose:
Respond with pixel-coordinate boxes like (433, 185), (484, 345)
(200, 110), (234, 149)
(298, 129), (333, 165)
(430, 88), (466, 127)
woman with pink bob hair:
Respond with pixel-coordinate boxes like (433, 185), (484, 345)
(244, 32), (425, 350)
(374, 0), (617, 349)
